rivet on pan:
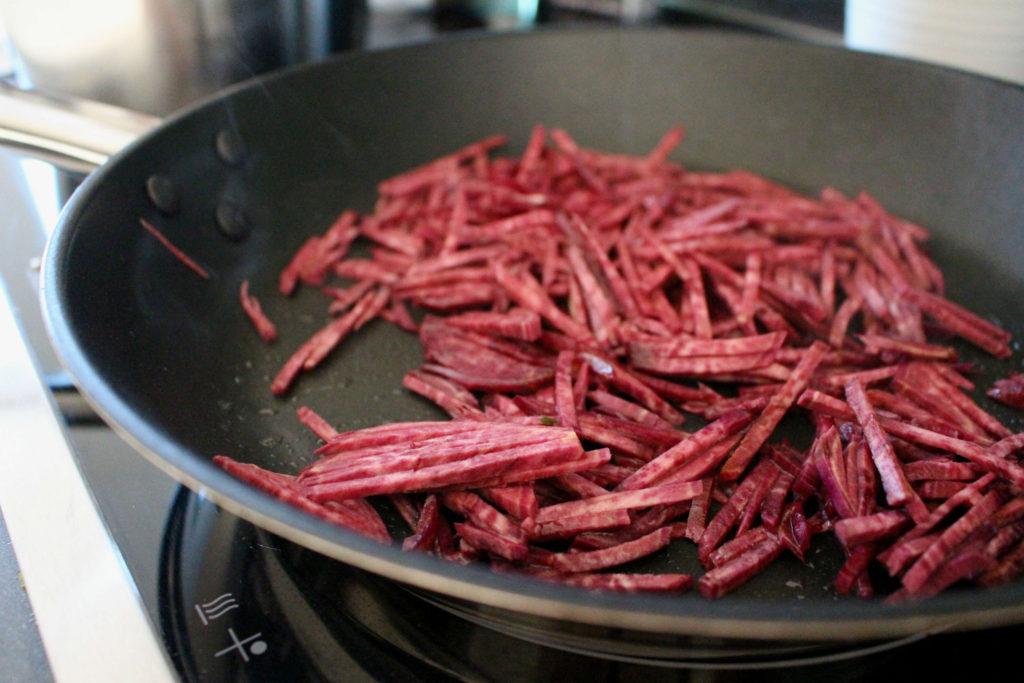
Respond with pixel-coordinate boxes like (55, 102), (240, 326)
(216, 200), (249, 241)
(215, 129), (247, 167)
(145, 174), (180, 215)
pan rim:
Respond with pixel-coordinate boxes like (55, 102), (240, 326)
(39, 26), (1024, 641)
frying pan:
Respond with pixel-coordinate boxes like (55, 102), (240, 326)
(38, 27), (1024, 641)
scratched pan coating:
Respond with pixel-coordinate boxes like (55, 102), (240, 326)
(43, 28), (1024, 640)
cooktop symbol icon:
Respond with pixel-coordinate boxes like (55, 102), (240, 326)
(194, 592), (239, 625)
(215, 628), (268, 662)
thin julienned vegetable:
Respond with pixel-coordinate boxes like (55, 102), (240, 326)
(210, 127), (1023, 600)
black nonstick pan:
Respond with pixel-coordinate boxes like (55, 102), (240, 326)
(41, 28), (1024, 641)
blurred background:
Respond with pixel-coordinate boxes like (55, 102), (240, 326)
(1, 0), (1018, 120)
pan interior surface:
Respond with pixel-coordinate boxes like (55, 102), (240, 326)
(42, 28), (1024, 639)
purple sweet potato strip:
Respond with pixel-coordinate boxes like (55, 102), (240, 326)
(761, 471), (795, 532)
(902, 287), (1010, 357)
(587, 390), (673, 430)
(334, 258), (400, 284)
(986, 521), (1024, 559)
(445, 308), (542, 341)
(819, 365), (901, 390)
(389, 494), (421, 529)
(910, 548), (992, 597)
(698, 537), (783, 598)
(305, 428), (565, 484)
(549, 527), (673, 573)
(700, 395), (771, 420)
(828, 294), (863, 347)
(978, 537), (1024, 586)
(634, 372), (720, 405)
(576, 415), (652, 459)
(296, 406), (338, 442)
(580, 463), (634, 487)
(737, 465), (780, 536)
(834, 543), (876, 595)
(719, 341), (827, 481)
(988, 374), (1024, 410)
(629, 350), (778, 376)
(662, 432), (746, 484)
(800, 391), (1000, 467)
(557, 573), (692, 593)
(820, 244), (836, 314)
(239, 280), (278, 342)
(855, 439), (877, 516)
(316, 421), (486, 454)
(581, 352), (685, 425)
(884, 423), (1024, 487)
(986, 433), (1024, 460)
(554, 351), (579, 430)
(571, 214), (641, 318)
(402, 495), (440, 551)
(918, 481), (970, 500)
(834, 510), (909, 547)
(921, 364), (1011, 438)
(991, 498), (1024, 528)
(305, 434), (582, 500)
(213, 456), (390, 543)
(781, 503), (814, 560)
(553, 473), (609, 499)
(891, 365), (988, 440)
(532, 509), (632, 540)
(880, 474), (996, 566)
(579, 413), (686, 448)
(766, 443), (803, 477)
(682, 258), (713, 339)
(858, 334), (956, 362)
(467, 447), (611, 489)
(708, 527), (773, 568)
(573, 360), (591, 412)
(403, 370), (483, 419)
(844, 380), (924, 518)
(639, 222), (712, 338)
(441, 491), (526, 542)
(325, 280), (376, 315)
(902, 491), (1002, 591)
(903, 460), (978, 481)
(566, 243), (618, 344)
(618, 410), (752, 491)
(698, 459), (778, 563)
(884, 534), (938, 577)
(494, 261), (594, 342)
(628, 331), (784, 358)
(480, 485), (539, 521)
(572, 502), (690, 550)
(865, 389), (968, 439)
(737, 252), (762, 328)
(814, 427), (857, 519)
(535, 481), (701, 524)
(685, 477), (715, 541)
(454, 523), (528, 561)
(313, 421), (552, 464)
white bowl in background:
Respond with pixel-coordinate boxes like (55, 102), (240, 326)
(846, 0), (1024, 84)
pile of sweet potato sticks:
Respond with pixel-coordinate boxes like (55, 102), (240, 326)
(211, 126), (1024, 599)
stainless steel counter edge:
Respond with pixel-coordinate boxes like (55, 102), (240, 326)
(0, 286), (177, 682)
